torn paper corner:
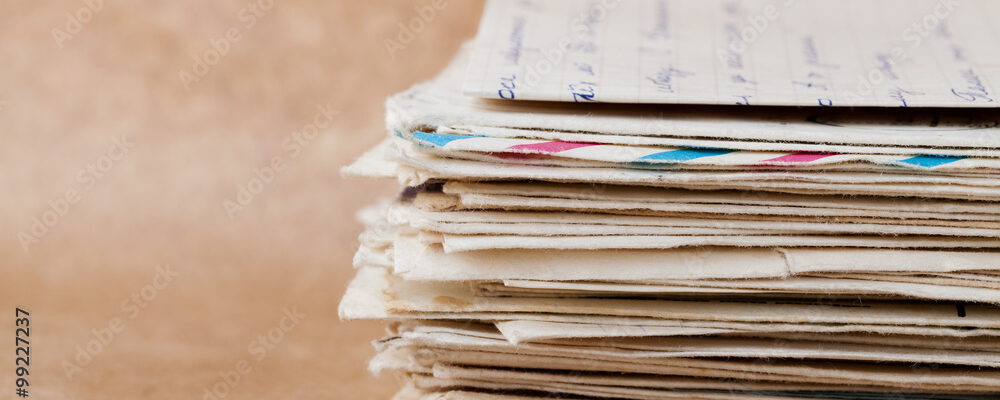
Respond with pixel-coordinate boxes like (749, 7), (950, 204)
(338, 267), (391, 320)
(341, 139), (398, 179)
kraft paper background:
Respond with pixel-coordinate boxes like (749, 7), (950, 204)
(1, 1), (483, 398)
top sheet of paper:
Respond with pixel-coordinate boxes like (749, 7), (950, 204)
(462, 0), (1000, 107)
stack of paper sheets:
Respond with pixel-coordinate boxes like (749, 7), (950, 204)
(341, 1), (1000, 399)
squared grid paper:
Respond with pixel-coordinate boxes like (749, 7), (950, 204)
(462, 0), (1000, 107)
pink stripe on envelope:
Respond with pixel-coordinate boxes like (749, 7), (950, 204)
(761, 152), (837, 164)
(506, 141), (600, 154)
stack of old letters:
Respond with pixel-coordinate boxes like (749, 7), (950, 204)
(342, 1), (1000, 399)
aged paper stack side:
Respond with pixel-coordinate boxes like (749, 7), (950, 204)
(342, 1), (1000, 399)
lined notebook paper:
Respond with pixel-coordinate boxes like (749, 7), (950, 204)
(462, 0), (1000, 107)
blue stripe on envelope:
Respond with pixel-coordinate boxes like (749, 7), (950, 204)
(409, 131), (477, 147)
(638, 148), (735, 162)
(899, 155), (966, 168)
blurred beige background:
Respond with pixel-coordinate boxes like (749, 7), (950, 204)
(1, 1), (483, 398)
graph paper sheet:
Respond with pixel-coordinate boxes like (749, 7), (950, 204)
(462, 0), (1000, 107)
